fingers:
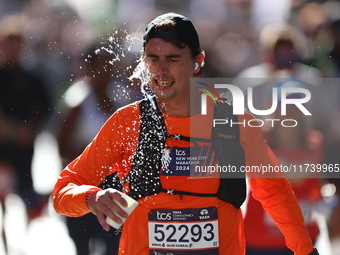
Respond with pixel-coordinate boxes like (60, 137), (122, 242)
(87, 189), (129, 231)
(101, 191), (129, 219)
(96, 208), (111, 232)
(107, 189), (128, 208)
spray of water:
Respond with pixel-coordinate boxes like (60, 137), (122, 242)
(128, 60), (151, 95)
(91, 28), (168, 196)
(92, 27), (153, 99)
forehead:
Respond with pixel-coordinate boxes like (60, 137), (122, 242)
(144, 38), (191, 56)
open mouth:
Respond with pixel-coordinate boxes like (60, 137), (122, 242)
(156, 79), (174, 88)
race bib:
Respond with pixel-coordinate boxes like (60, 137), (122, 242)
(148, 207), (219, 255)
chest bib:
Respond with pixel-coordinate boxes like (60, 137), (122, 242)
(148, 207), (219, 254)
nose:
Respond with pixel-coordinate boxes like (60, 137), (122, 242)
(155, 59), (168, 77)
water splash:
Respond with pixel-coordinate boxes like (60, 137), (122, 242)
(131, 64), (156, 97)
(88, 27), (149, 100)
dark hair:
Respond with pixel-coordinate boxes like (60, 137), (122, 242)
(144, 18), (202, 59)
(143, 17), (204, 77)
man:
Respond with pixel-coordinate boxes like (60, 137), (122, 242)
(233, 23), (321, 91)
(0, 14), (51, 219)
(53, 13), (319, 255)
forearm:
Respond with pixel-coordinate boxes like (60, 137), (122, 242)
(53, 181), (102, 217)
(52, 159), (105, 217)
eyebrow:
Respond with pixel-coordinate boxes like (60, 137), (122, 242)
(146, 54), (182, 59)
(166, 54), (182, 58)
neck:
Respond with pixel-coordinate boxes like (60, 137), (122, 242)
(157, 100), (190, 117)
(155, 90), (202, 118)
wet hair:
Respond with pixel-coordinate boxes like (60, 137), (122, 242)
(144, 18), (203, 59)
(129, 13), (205, 92)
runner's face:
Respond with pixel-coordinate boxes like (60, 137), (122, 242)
(144, 38), (197, 101)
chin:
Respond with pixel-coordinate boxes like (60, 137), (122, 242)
(153, 89), (177, 101)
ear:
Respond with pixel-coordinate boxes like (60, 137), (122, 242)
(193, 53), (205, 77)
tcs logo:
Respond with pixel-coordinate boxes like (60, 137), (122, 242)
(157, 211), (172, 221)
(176, 149), (186, 156)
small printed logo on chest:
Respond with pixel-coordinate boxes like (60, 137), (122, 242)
(161, 148), (172, 171)
(199, 209), (210, 220)
(175, 149), (186, 156)
(219, 134), (235, 139)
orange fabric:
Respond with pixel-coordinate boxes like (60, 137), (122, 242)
(245, 179), (321, 250)
(245, 134), (323, 250)
(52, 100), (314, 255)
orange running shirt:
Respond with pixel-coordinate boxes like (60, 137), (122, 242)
(53, 100), (314, 255)
(245, 133), (323, 250)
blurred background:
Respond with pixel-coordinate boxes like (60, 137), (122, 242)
(0, 0), (340, 254)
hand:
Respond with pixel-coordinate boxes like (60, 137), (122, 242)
(87, 188), (128, 231)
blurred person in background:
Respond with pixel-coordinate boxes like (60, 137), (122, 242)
(233, 22), (323, 139)
(234, 23), (321, 91)
(244, 90), (324, 255)
(305, 15), (340, 255)
(295, 2), (332, 78)
(0, 160), (27, 255)
(296, 12), (340, 251)
(0, 14), (51, 219)
(328, 19), (340, 77)
(321, 17), (340, 254)
(54, 41), (141, 255)
(19, 0), (94, 105)
(0, 161), (16, 254)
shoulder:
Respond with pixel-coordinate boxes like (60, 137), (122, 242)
(104, 100), (142, 128)
(236, 110), (267, 144)
(114, 100), (141, 117)
(293, 63), (322, 79)
(235, 109), (259, 123)
(95, 101), (142, 140)
(235, 64), (272, 79)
